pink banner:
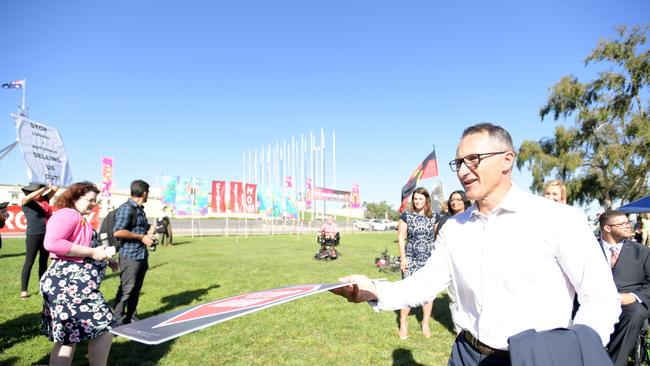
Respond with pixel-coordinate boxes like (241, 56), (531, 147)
(305, 177), (312, 209)
(244, 183), (257, 213)
(211, 180), (226, 213)
(350, 183), (361, 208)
(101, 157), (113, 197)
(229, 181), (243, 213)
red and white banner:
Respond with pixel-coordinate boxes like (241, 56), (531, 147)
(101, 157), (113, 197)
(244, 183), (257, 213)
(211, 180), (226, 213)
(110, 282), (354, 345)
(0, 205), (100, 233)
(229, 181), (243, 213)
(0, 205), (27, 233)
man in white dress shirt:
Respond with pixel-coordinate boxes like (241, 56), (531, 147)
(332, 123), (620, 365)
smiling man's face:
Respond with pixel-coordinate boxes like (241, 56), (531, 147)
(455, 132), (513, 203)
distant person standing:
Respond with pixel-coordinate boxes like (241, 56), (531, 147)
(543, 180), (567, 204)
(113, 180), (156, 325)
(397, 187), (437, 339)
(157, 206), (173, 246)
(20, 183), (58, 299)
(434, 190), (471, 240)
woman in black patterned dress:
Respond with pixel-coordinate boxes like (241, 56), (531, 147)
(397, 187), (437, 339)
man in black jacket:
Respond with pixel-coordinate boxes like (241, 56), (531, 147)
(600, 210), (650, 366)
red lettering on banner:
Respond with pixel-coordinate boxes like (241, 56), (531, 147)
(244, 183), (257, 213)
(212, 181), (226, 212)
(0, 205), (100, 233)
(229, 181), (243, 213)
(153, 285), (320, 328)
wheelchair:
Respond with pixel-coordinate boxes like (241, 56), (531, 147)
(314, 231), (340, 261)
(632, 319), (650, 366)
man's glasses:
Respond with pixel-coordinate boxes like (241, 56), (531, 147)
(448, 151), (509, 172)
(607, 221), (631, 227)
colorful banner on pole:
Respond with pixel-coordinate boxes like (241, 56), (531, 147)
(244, 183), (257, 213)
(229, 181), (243, 213)
(305, 177), (312, 209)
(211, 180), (226, 213)
(160, 175), (178, 209)
(13, 115), (73, 186)
(101, 157), (113, 197)
(350, 183), (361, 208)
(110, 282), (353, 345)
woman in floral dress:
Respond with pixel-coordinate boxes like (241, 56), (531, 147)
(397, 187), (437, 339)
(40, 182), (117, 366)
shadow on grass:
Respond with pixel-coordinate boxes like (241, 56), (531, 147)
(103, 262), (169, 282)
(0, 356), (20, 365)
(0, 311), (42, 354)
(32, 336), (177, 366)
(392, 348), (426, 366)
(141, 283), (222, 318)
(393, 293), (454, 335)
(0, 252), (25, 260)
(162, 240), (191, 246)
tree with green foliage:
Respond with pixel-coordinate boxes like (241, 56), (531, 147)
(517, 25), (650, 209)
(363, 201), (400, 220)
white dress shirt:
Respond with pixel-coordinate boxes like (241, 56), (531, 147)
(375, 184), (620, 349)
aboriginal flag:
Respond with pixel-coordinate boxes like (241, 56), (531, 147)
(399, 149), (439, 212)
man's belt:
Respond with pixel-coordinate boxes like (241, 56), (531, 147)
(462, 331), (510, 358)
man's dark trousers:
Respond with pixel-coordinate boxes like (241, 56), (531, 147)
(113, 257), (148, 325)
(608, 302), (649, 366)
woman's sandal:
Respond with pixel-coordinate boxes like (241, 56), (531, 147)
(19, 292), (29, 300)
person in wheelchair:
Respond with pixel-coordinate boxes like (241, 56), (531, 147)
(599, 210), (650, 366)
(316, 216), (340, 259)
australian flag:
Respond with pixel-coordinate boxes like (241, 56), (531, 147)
(1, 79), (25, 89)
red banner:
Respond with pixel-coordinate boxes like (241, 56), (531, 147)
(0, 205), (27, 233)
(244, 184), (257, 213)
(0, 205), (100, 233)
(211, 180), (226, 213)
(229, 181), (243, 213)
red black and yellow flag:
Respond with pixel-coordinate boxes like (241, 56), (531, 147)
(399, 149), (439, 212)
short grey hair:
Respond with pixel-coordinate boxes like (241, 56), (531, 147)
(462, 123), (514, 151)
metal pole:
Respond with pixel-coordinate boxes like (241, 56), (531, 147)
(321, 127), (325, 220)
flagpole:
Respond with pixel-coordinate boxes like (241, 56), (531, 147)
(21, 80), (27, 117)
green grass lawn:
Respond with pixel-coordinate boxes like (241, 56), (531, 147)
(0, 233), (456, 365)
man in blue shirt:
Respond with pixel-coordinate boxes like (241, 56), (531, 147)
(113, 180), (156, 325)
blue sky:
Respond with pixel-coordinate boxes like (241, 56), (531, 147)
(0, 0), (648, 211)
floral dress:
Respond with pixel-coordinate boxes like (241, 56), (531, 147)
(400, 211), (437, 278)
(40, 232), (115, 344)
